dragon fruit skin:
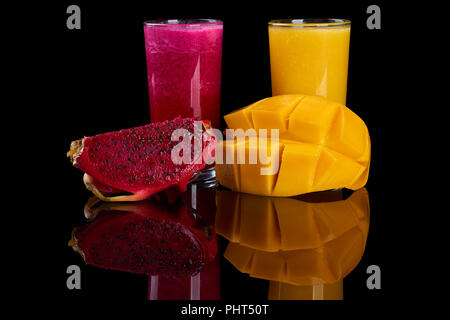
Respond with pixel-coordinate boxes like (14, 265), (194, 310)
(68, 117), (216, 201)
(83, 174), (124, 195)
(69, 199), (218, 277)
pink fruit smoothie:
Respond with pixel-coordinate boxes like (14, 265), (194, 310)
(144, 19), (223, 129)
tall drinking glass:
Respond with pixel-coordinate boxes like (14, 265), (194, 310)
(143, 19), (223, 129)
(269, 19), (350, 104)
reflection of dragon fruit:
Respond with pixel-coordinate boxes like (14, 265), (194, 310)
(69, 198), (218, 277)
(67, 117), (216, 201)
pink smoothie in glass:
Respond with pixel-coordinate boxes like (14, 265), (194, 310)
(144, 19), (223, 129)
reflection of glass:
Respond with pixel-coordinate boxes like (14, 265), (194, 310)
(268, 280), (343, 300)
(269, 19), (351, 104)
(148, 254), (220, 300)
(69, 184), (220, 300)
(143, 19), (223, 129)
(215, 188), (369, 300)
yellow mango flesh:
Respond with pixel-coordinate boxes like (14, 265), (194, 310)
(216, 94), (370, 196)
(221, 189), (369, 286)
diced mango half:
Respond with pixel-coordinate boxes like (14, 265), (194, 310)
(250, 95), (305, 135)
(225, 95), (304, 132)
(216, 136), (281, 196)
(215, 188), (369, 252)
(216, 94), (371, 196)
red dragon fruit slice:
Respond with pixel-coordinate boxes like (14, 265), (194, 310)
(69, 198), (218, 277)
(67, 117), (216, 202)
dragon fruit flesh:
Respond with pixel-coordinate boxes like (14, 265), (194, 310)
(67, 117), (216, 201)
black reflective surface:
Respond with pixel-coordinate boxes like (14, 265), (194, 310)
(66, 182), (370, 300)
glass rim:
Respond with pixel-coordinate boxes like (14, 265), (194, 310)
(143, 19), (223, 27)
(269, 19), (351, 28)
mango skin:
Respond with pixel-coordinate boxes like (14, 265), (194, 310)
(215, 95), (370, 196)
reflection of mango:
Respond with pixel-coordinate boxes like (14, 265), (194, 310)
(224, 222), (368, 286)
(216, 188), (369, 252)
(215, 95), (370, 196)
(220, 188), (369, 286)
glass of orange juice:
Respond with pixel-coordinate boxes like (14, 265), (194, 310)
(268, 19), (351, 104)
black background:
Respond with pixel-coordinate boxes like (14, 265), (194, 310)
(15, 0), (422, 311)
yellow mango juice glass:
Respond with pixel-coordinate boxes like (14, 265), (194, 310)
(269, 19), (350, 104)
